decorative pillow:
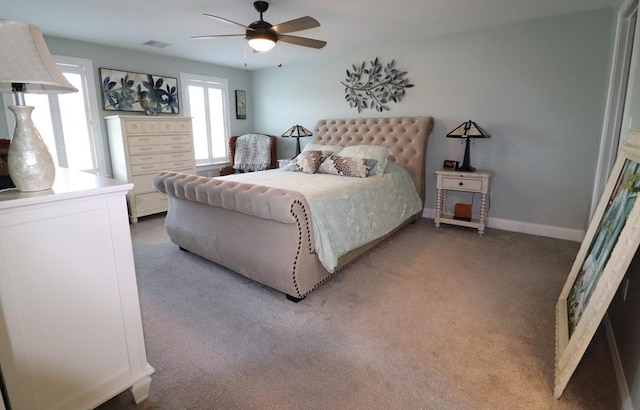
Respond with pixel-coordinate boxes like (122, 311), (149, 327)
(302, 143), (343, 154)
(337, 145), (392, 175)
(283, 150), (325, 174)
(317, 154), (377, 178)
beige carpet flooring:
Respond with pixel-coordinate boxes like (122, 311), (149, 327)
(98, 215), (618, 410)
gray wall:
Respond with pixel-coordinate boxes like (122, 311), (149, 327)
(0, 36), (255, 176)
(251, 9), (614, 233)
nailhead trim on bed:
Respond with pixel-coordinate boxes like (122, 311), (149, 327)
(289, 199), (309, 298)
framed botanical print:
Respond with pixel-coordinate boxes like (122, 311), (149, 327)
(554, 128), (640, 398)
(235, 90), (246, 120)
(100, 68), (179, 114)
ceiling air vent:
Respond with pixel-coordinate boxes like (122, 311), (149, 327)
(143, 40), (171, 48)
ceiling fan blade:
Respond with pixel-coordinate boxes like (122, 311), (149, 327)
(191, 34), (246, 40)
(272, 16), (320, 34)
(278, 34), (327, 49)
(203, 13), (252, 31)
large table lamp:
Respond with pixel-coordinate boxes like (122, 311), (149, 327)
(446, 120), (491, 172)
(0, 20), (78, 191)
(282, 124), (313, 158)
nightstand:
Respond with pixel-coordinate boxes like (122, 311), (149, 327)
(434, 169), (493, 234)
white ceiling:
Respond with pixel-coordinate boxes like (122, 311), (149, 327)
(0, 0), (617, 70)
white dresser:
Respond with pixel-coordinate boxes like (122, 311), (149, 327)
(0, 168), (153, 410)
(106, 115), (196, 223)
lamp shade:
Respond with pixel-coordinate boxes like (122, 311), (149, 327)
(0, 20), (77, 94)
(446, 120), (490, 172)
(446, 120), (491, 139)
(282, 124), (313, 138)
(282, 125), (313, 157)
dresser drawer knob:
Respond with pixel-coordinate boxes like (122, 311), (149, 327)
(458, 181), (464, 186)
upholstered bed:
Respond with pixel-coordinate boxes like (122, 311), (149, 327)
(153, 116), (434, 301)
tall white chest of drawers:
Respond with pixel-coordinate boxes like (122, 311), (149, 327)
(106, 115), (196, 223)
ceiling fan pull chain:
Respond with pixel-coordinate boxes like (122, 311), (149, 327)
(244, 42), (248, 67)
(277, 44), (282, 68)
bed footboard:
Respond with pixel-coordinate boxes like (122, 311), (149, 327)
(153, 171), (334, 299)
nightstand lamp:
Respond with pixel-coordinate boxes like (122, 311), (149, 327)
(446, 120), (491, 172)
(282, 124), (313, 158)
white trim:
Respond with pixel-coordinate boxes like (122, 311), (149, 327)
(604, 315), (634, 410)
(591, 0), (638, 219)
(58, 56), (106, 176)
(179, 72), (231, 165)
(422, 208), (584, 241)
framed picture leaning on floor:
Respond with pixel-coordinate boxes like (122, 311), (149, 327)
(554, 128), (640, 398)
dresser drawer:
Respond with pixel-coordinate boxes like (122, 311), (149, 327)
(131, 173), (156, 194)
(131, 162), (164, 175)
(165, 120), (192, 133)
(142, 121), (161, 133)
(130, 154), (163, 165)
(124, 120), (143, 134)
(163, 134), (192, 145)
(441, 177), (483, 191)
(129, 145), (163, 155)
(128, 136), (157, 146)
(134, 192), (168, 213)
(163, 152), (193, 162)
(163, 143), (192, 153)
(164, 160), (195, 170)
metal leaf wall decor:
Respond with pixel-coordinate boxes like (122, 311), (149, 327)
(342, 58), (413, 112)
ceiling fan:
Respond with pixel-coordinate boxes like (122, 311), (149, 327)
(192, 1), (327, 53)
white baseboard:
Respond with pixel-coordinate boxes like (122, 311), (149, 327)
(604, 315), (635, 410)
(422, 208), (584, 242)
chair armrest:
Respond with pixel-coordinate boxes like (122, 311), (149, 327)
(219, 165), (234, 176)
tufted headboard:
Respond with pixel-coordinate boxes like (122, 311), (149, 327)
(313, 116), (434, 203)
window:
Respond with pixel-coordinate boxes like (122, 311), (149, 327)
(2, 56), (106, 175)
(180, 73), (230, 167)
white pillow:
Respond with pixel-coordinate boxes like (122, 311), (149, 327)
(338, 145), (392, 175)
(302, 143), (343, 154)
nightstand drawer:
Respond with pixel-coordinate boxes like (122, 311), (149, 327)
(441, 177), (483, 191)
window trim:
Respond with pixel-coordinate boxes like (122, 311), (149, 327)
(179, 72), (231, 169)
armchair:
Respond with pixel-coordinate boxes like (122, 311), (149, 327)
(219, 134), (278, 176)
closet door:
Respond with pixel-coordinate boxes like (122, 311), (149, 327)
(592, 0), (638, 217)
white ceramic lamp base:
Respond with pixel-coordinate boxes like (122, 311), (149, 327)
(8, 105), (56, 192)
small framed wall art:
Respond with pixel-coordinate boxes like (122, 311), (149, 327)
(554, 128), (640, 398)
(235, 90), (246, 120)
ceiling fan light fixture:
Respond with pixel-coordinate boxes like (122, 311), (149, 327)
(248, 37), (276, 52)
(247, 30), (277, 52)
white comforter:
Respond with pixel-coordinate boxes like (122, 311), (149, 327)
(220, 162), (423, 272)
